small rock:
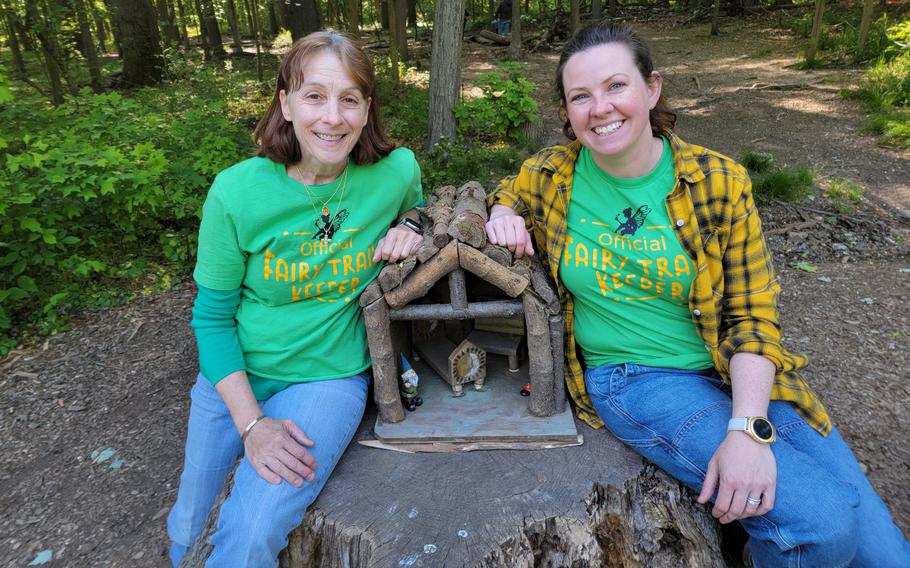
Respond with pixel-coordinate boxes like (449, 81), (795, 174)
(859, 462), (869, 474)
(832, 243), (849, 252)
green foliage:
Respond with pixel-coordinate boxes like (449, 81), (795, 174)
(421, 142), (523, 191)
(271, 29), (294, 50)
(795, 10), (893, 65)
(740, 150), (815, 203)
(454, 62), (540, 142)
(0, 64), (12, 104)
(0, 65), (256, 353)
(853, 19), (910, 147)
(825, 179), (865, 214)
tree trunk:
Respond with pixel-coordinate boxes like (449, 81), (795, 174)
(176, 0), (191, 49)
(199, 0), (225, 58)
(110, 0), (163, 85)
(193, 0), (209, 58)
(509, 0), (521, 59)
(343, 0), (360, 31)
(380, 0), (388, 29)
(710, 0), (721, 35)
(1, 3), (26, 76)
(855, 0), (874, 61)
(75, 0), (103, 91)
(225, 0), (244, 53)
(388, 0), (400, 81)
(805, 0), (825, 66)
(25, 0), (66, 105)
(90, 0), (108, 52)
(426, 0), (464, 150)
(242, 0), (255, 38)
(267, 0), (279, 35)
(103, 0), (124, 57)
(570, 0), (580, 31)
(591, 0), (601, 20)
(179, 407), (725, 567)
(407, 0), (416, 32)
(288, 0), (320, 40)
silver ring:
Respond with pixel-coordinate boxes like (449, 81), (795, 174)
(746, 496), (762, 506)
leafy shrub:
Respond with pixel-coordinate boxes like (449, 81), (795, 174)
(854, 18), (910, 147)
(271, 29), (293, 50)
(0, 73), (253, 352)
(826, 179), (865, 213)
(740, 150), (815, 203)
(454, 62), (539, 142)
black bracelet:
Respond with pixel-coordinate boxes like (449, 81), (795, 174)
(398, 217), (423, 235)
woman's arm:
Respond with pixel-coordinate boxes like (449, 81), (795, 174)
(698, 352), (777, 523)
(192, 286), (317, 487)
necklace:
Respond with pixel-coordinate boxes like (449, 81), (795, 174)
(295, 164), (349, 242)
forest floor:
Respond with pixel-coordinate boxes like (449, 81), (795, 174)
(2, 18), (909, 567)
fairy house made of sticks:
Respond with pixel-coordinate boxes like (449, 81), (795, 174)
(360, 182), (566, 425)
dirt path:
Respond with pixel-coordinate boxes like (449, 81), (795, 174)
(2, 19), (909, 567)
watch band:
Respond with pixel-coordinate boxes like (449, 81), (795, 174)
(728, 416), (776, 444)
(398, 217), (423, 235)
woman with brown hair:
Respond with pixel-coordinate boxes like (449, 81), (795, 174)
(486, 23), (909, 566)
(167, 31), (423, 566)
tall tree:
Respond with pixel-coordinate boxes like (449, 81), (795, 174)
(570, 0), (580, 31)
(90, 1), (109, 52)
(343, 0), (360, 31)
(199, 0), (225, 58)
(24, 0), (67, 104)
(388, 0), (407, 80)
(175, 0), (190, 48)
(110, 0), (163, 85)
(805, 0), (825, 65)
(266, 0), (278, 35)
(225, 0), (244, 53)
(192, 0), (210, 58)
(591, 0), (601, 20)
(0, 0), (26, 75)
(710, 0), (721, 35)
(509, 0), (520, 59)
(74, 0), (103, 90)
(426, 0), (464, 149)
(288, 0), (319, 39)
(855, 0), (875, 61)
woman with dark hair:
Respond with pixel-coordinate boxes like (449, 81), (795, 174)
(167, 31), (424, 566)
(486, 24), (909, 566)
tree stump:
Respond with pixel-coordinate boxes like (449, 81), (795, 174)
(180, 407), (724, 567)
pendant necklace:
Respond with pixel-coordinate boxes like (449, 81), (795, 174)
(295, 164), (349, 242)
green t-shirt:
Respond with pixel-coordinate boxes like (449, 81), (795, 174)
(193, 148), (422, 393)
(560, 138), (713, 370)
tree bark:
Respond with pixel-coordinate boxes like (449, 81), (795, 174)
(362, 295), (406, 423)
(711, 0), (721, 35)
(426, 0), (464, 149)
(509, 0), (521, 59)
(387, 0), (403, 81)
(192, 0), (209, 58)
(176, 0), (191, 49)
(75, 0), (103, 91)
(458, 244), (528, 297)
(855, 0), (874, 61)
(225, 0), (244, 53)
(199, 0), (225, 58)
(90, 1), (108, 52)
(570, 0), (580, 32)
(181, 411), (724, 567)
(1, 3), (26, 76)
(267, 0), (278, 35)
(110, 0), (164, 85)
(591, 0), (601, 20)
(25, 0), (65, 105)
(343, 0), (360, 31)
(805, 0), (825, 66)
(288, 0), (320, 40)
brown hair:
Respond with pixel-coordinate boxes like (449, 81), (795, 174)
(555, 24), (676, 140)
(253, 31), (394, 165)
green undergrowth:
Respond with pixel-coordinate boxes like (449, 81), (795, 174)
(851, 19), (910, 148)
(740, 150), (815, 203)
(0, 53), (539, 354)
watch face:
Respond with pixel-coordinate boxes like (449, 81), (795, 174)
(752, 418), (774, 441)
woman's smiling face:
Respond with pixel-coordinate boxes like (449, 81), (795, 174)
(279, 50), (371, 178)
(561, 42), (662, 173)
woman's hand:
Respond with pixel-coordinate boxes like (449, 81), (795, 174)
(243, 417), (318, 487)
(485, 204), (534, 257)
(373, 226), (422, 263)
(698, 432), (776, 523)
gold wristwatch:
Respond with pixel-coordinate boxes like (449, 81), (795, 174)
(727, 416), (776, 444)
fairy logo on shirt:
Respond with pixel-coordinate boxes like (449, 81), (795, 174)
(614, 205), (652, 236)
(313, 208), (350, 242)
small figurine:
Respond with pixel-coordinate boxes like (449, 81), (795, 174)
(399, 354), (423, 411)
(520, 383), (531, 397)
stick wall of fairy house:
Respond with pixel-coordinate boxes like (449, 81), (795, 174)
(360, 181), (566, 424)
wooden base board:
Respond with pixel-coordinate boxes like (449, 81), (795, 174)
(373, 354), (578, 444)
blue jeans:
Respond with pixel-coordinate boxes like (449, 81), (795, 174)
(497, 19), (511, 35)
(585, 363), (910, 568)
(167, 372), (369, 567)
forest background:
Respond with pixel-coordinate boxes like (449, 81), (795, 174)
(1, 0), (908, 355)
(2, 0), (910, 566)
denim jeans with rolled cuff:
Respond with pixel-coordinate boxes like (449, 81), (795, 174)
(584, 363), (910, 568)
(167, 372), (369, 567)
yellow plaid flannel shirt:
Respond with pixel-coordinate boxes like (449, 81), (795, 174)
(489, 134), (831, 435)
